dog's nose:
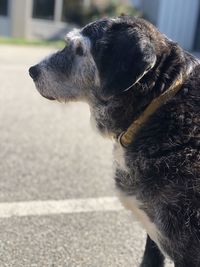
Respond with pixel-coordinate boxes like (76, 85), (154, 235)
(29, 65), (40, 80)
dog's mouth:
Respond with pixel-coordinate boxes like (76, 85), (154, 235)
(41, 93), (78, 103)
(34, 80), (79, 103)
(41, 94), (56, 101)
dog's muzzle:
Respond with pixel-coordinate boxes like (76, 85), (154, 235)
(29, 65), (56, 101)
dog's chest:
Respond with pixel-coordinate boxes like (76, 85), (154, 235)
(113, 143), (161, 246)
(118, 192), (161, 247)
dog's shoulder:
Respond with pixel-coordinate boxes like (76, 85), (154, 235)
(184, 61), (200, 96)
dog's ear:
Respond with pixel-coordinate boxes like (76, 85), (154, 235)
(94, 23), (157, 99)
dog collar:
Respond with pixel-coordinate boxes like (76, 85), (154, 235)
(118, 75), (184, 148)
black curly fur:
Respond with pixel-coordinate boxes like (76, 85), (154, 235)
(31, 15), (200, 267)
(83, 17), (200, 266)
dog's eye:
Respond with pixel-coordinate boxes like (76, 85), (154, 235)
(76, 44), (84, 56)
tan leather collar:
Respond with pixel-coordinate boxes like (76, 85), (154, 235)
(118, 75), (184, 147)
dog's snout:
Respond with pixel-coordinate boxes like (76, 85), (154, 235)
(29, 65), (40, 80)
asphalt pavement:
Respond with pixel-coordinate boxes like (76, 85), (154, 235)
(0, 44), (174, 267)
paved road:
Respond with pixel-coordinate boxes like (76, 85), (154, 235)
(0, 45), (173, 267)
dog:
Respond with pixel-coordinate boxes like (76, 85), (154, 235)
(29, 16), (200, 267)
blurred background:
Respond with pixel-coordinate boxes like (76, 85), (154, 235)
(0, 0), (200, 51)
(0, 1), (199, 266)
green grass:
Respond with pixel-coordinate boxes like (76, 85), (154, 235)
(0, 37), (65, 48)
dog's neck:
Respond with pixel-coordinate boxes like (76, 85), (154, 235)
(118, 75), (184, 147)
(118, 51), (199, 146)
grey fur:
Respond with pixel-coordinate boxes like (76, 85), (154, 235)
(34, 29), (99, 102)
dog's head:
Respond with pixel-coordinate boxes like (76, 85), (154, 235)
(29, 16), (167, 102)
(29, 16), (177, 136)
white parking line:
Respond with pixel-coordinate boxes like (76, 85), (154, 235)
(0, 197), (124, 218)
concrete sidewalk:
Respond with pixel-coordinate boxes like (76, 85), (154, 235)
(0, 44), (173, 267)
